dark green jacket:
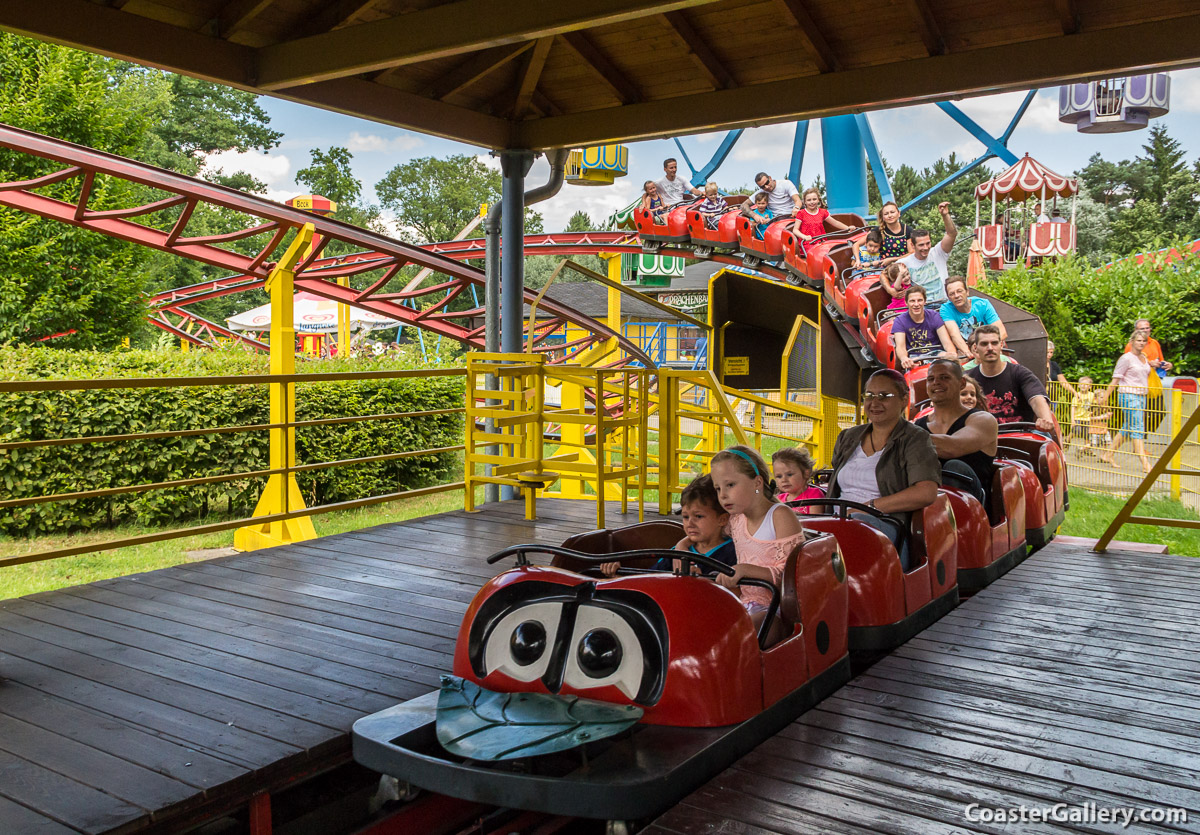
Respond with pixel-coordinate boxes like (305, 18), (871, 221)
(827, 419), (942, 529)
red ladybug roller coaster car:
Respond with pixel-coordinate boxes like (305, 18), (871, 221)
(685, 196), (745, 257)
(633, 198), (699, 251)
(352, 521), (850, 822)
(791, 495), (958, 651)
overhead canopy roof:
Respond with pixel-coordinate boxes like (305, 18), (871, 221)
(975, 154), (1078, 202)
(2, 1), (1199, 151)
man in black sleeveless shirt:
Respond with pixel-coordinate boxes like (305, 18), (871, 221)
(915, 359), (998, 506)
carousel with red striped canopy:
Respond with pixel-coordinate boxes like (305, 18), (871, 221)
(974, 154), (1078, 270)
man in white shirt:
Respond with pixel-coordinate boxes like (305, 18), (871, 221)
(654, 158), (702, 204)
(752, 171), (801, 218)
(899, 201), (956, 305)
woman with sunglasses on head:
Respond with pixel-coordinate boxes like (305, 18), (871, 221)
(825, 369), (942, 570)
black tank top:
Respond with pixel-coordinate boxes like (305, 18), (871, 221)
(915, 408), (996, 493)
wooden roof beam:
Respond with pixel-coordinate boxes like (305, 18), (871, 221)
(254, 0), (722, 90)
(558, 31), (644, 105)
(901, 0), (946, 56)
(512, 38), (554, 119)
(659, 11), (736, 90)
(428, 42), (534, 101)
(281, 0), (384, 42)
(0, 0), (254, 85)
(774, 0), (840, 73)
(216, 0), (274, 38)
(513, 14), (1200, 149)
(1053, 0), (1080, 35)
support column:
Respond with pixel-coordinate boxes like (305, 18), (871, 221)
(235, 225), (318, 551)
(500, 150), (535, 353)
(820, 115), (868, 216)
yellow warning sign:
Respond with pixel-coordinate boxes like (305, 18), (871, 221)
(723, 356), (749, 376)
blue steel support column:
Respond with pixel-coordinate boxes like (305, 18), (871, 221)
(854, 113), (895, 208)
(820, 115), (868, 215)
(500, 150), (535, 353)
(787, 121), (810, 189)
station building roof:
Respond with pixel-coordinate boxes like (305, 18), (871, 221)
(2, 1), (1198, 151)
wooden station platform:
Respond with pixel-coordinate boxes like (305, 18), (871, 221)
(1, 499), (1197, 833)
(0, 498), (637, 834)
(646, 540), (1200, 835)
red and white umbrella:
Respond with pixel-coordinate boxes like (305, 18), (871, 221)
(226, 291), (399, 333)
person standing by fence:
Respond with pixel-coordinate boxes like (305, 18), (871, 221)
(1100, 332), (1154, 474)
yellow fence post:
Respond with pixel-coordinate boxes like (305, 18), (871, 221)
(1170, 387), (1182, 500)
(235, 224), (318, 552)
(337, 276), (351, 358)
(659, 372), (677, 516)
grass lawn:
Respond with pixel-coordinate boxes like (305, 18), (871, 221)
(1060, 488), (1200, 556)
(0, 488), (478, 601)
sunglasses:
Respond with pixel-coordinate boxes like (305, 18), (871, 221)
(862, 391), (901, 401)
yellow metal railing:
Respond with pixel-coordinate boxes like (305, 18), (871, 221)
(0, 367), (468, 568)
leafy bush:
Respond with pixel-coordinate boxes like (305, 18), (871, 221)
(0, 345), (464, 536)
(980, 247), (1200, 380)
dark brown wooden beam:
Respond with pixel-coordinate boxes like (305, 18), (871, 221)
(558, 31), (644, 104)
(428, 42), (534, 101)
(531, 89), (564, 118)
(514, 14), (1200, 149)
(0, 0), (254, 85)
(1053, 0), (1080, 35)
(901, 0), (946, 56)
(281, 0), (383, 42)
(512, 37), (554, 119)
(216, 0), (274, 38)
(274, 77), (510, 148)
(254, 0), (722, 89)
(659, 10), (736, 90)
(774, 0), (840, 73)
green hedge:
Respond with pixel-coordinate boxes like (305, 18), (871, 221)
(0, 346), (465, 536)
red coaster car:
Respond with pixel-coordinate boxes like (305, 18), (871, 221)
(735, 213), (794, 267)
(782, 223), (865, 295)
(633, 199), (699, 251)
(352, 520), (850, 822)
(790, 495), (958, 653)
(996, 422), (1067, 549)
(685, 196), (745, 257)
(939, 463), (1029, 593)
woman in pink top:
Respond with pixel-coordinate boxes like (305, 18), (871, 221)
(1099, 332), (1153, 473)
(792, 188), (851, 242)
(709, 445), (805, 646)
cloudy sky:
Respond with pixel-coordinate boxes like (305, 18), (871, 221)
(208, 69), (1200, 235)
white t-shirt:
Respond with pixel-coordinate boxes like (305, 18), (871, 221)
(656, 175), (695, 205)
(835, 446), (882, 504)
(900, 244), (951, 305)
(764, 179), (800, 217)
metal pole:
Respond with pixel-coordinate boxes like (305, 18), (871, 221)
(500, 150), (535, 353)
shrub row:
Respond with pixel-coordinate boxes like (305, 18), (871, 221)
(0, 346), (465, 536)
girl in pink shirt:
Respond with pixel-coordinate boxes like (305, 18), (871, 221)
(772, 446), (824, 511)
(792, 188), (850, 242)
(710, 445), (805, 646)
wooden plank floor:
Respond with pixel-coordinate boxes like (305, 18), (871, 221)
(646, 541), (1200, 835)
(0, 498), (642, 835)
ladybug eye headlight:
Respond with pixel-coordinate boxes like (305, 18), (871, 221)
(562, 607), (643, 699)
(481, 602), (563, 682)
(467, 580), (668, 705)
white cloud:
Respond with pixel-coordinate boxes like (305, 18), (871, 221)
(1172, 68), (1200, 113)
(537, 176), (640, 233)
(204, 149), (293, 188)
(345, 131), (424, 153)
(730, 123), (796, 164)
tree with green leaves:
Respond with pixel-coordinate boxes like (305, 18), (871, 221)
(375, 154), (542, 243)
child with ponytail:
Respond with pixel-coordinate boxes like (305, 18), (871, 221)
(709, 445), (805, 644)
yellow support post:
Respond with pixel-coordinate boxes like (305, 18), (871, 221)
(1170, 387), (1182, 500)
(659, 373), (678, 516)
(235, 225), (318, 552)
(337, 276), (351, 359)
